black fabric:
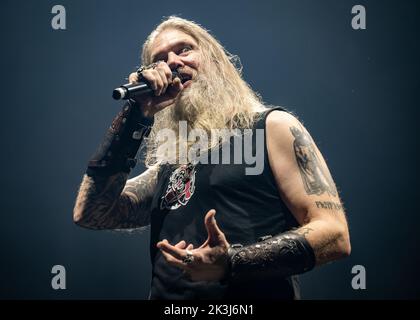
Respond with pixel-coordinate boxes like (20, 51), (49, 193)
(148, 107), (302, 300)
(87, 99), (154, 176)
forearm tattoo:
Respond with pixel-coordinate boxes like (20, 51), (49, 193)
(74, 167), (158, 229)
(315, 200), (343, 211)
(290, 126), (337, 196)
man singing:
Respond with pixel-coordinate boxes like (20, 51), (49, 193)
(73, 16), (351, 299)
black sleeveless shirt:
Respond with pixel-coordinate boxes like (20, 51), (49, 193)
(148, 107), (301, 300)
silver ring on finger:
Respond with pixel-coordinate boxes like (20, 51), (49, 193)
(182, 249), (195, 265)
(136, 61), (160, 80)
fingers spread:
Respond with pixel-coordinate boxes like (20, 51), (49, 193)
(204, 209), (228, 246)
(160, 250), (186, 269)
(157, 240), (187, 260)
(204, 209), (218, 242)
(175, 240), (187, 249)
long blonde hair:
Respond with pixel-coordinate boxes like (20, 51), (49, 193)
(141, 16), (267, 167)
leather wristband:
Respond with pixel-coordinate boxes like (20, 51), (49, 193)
(86, 99), (154, 176)
(227, 231), (316, 282)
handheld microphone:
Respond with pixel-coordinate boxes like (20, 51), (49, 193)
(112, 71), (186, 100)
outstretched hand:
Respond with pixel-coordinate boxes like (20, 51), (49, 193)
(156, 209), (230, 282)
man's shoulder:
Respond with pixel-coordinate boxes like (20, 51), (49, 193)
(265, 108), (301, 133)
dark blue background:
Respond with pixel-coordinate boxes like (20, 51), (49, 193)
(1, 0), (419, 299)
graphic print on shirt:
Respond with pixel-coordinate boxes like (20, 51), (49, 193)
(160, 163), (196, 210)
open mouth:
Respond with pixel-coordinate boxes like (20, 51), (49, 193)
(179, 73), (192, 83)
(183, 79), (193, 88)
(178, 73), (193, 87)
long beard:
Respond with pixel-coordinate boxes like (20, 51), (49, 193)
(170, 69), (229, 130)
(146, 64), (262, 167)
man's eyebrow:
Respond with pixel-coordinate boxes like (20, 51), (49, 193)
(151, 40), (196, 62)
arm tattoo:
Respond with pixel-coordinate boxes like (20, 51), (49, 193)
(74, 167), (158, 229)
(315, 201), (343, 212)
(290, 126), (337, 196)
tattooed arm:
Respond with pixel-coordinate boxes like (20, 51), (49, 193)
(73, 166), (158, 230)
(266, 111), (351, 265)
(155, 111), (349, 282)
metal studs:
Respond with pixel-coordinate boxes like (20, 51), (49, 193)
(132, 131), (142, 140)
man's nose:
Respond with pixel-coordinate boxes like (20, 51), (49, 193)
(166, 52), (184, 70)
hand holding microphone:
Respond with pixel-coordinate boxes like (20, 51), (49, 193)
(113, 61), (189, 118)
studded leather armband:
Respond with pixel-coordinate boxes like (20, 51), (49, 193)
(227, 231), (316, 281)
(86, 99), (154, 176)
